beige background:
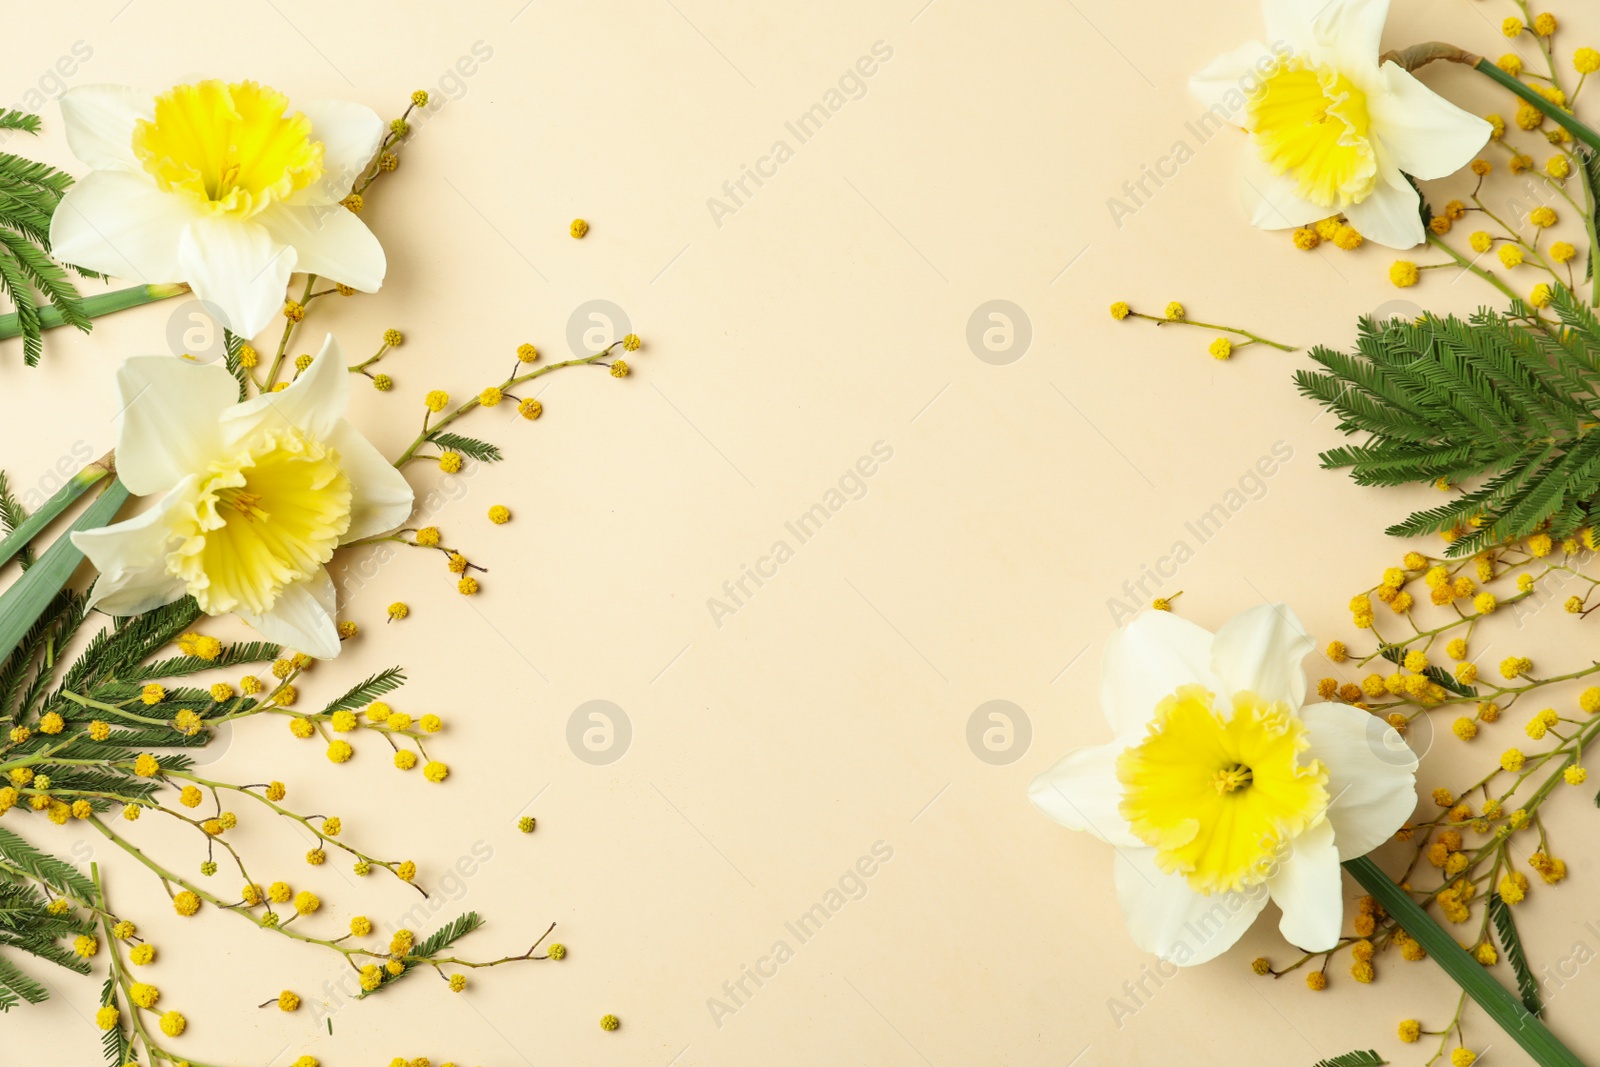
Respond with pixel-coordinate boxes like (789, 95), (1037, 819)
(4, 1), (1600, 1064)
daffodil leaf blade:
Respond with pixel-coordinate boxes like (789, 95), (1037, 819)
(1344, 856), (1583, 1066)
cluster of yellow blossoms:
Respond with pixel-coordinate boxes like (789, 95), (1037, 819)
(1251, 525), (1600, 1064)
(1382, 18), (1596, 311)
(1288, 212), (1369, 253)
(0, 613), (563, 1067)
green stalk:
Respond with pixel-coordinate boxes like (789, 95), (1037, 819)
(0, 282), (189, 341)
(1474, 58), (1600, 156)
(1382, 43), (1600, 155)
(0, 452), (114, 570)
(0, 478), (129, 665)
(1344, 855), (1585, 1066)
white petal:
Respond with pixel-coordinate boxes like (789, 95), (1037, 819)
(1260, 0), (1318, 54)
(49, 171), (196, 284)
(291, 99), (385, 206)
(1301, 701), (1418, 859)
(1308, 0), (1390, 73)
(327, 420), (414, 542)
(1210, 602), (1313, 709)
(1112, 847), (1268, 965)
(1263, 0), (1389, 64)
(58, 84), (150, 171)
(237, 569), (340, 658)
(1101, 610), (1221, 735)
(1028, 744), (1141, 848)
(1342, 170), (1425, 248)
(1266, 818), (1343, 951)
(113, 357), (237, 496)
(72, 483), (192, 616)
(220, 333), (349, 446)
(177, 216), (296, 339)
(1190, 39), (1275, 112)
(1371, 64), (1493, 179)
(257, 204), (385, 292)
(1240, 149), (1330, 230)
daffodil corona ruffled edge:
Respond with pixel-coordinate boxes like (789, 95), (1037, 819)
(1189, 0), (1490, 248)
(1028, 604), (1418, 965)
(49, 80), (387, 338)
(72, 337), (413, 658)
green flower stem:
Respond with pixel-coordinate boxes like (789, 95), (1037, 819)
(426, 921), (558, 968)
(87, 814), (369, 959)
(263, 274), (317, 389)
(57, 689), (172, 727)
(1474, 58), (1600, 155)
(164, 767), (418, 890)
(393, 344), (623, 467)
(1122, 310), (1297, 351)
(1344, 854), (1585, 1066)
(87, 811), (546, 999)
(1515, 0), (1567, 92)
(94, 865), (161, 1067)
(0, 282), (188, 344)
(0, 478), (129, 666)
(1426, 233), (1523, 305)
(0, 451), (115, 571)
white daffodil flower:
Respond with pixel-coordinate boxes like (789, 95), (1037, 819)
(72, 336), (413, 659)
(1029, 604), (1417, 965)
(1191, 0), (1490, 248)
(49, 79), (386, 338)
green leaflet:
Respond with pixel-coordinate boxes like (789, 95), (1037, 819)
(0, 115), (92, 365)
(428, 431), (503, 462)
(1377, 644), (1478, 699)
(0, 826), (95, 899)
(1489, 890), (1543, 1017)
(1297, 285), (1600, 555)
(358, 911), (483, 997)
(319, 666), (406, 715)
(1310, 1052), (1385, 1067)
